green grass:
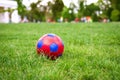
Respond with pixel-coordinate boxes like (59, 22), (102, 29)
(0, 22), (120, 80)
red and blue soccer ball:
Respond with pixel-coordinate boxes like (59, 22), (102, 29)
(36, 33), (64, 60)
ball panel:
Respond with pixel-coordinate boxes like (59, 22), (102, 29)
(37, 40), (43, 48)
(50, 43), (58, 52)
(43, 36), (54, 45)
(41, 45), (50, 55)
(47, 34), (55, 37)
(53, 36), (64, 45)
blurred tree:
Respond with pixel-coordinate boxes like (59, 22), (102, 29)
(78, 0), (100, 21)
(62, 2), (76, 22)
(84, 3), (100, 16)
(65, 0), (120, 22)
(109, 0), (120, 21)
(97, 0), (111, 19)
(29, 3), (39, 22)
(77, 1), (84, 17)
(109, 0), (120, 10)
(33, 0), (64, 22)
(51, 0), (64, 20)
(97, 0), (120, 21)
(110, 9), (120, 21)
(62, 6), (71, 21)
(106, 7), (113, 19)
(69, 2), (76, 21)
(45, 1), (53, 21)
(15, 0), (119, 22)
(84, 3), (100, 21)
(16, 0), (26, 18)
(28, 1), (45, 22)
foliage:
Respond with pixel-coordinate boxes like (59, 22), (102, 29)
(62, 7), (70, 19)
(91, 13), (99, 22)
(78, 2), (100, 21)
(110, 9), (120, 21)
(84, 3), (100, 16)
(28, 2), (45, 22)
(62, 7), (69, 20)
(62, 7), (75, 21)
(99, 14), (108, 19)
(69, 2), (76, 21)
(16, 0), (26, 17)
(15, 0), (120, 22)
(109, 0), (120, 10)
(62, 1), (76, 21)
(106, 7), (113, 19)
(51, 0), (64, 20)
(77, 1), (84, 17)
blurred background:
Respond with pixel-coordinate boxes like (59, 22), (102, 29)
(0, 0), (119, 23)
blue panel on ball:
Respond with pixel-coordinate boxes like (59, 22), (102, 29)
(47, 34), (55, 37)
(37, 40), (43, 48)
(50, 43), (58, 52)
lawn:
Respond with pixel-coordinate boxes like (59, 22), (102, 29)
(0, 22), (120, 80)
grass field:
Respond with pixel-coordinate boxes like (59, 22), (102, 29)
(0, 22), (120, 80)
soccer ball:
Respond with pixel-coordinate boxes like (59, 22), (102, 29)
(36, 33), (64, 60)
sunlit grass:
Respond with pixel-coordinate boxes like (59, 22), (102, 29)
(0, 22), (120, 80)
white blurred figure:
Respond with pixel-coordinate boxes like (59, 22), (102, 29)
(60, 16), (63, 23)
(11, 10), (21, 23)
(20, 16), (28, 23)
